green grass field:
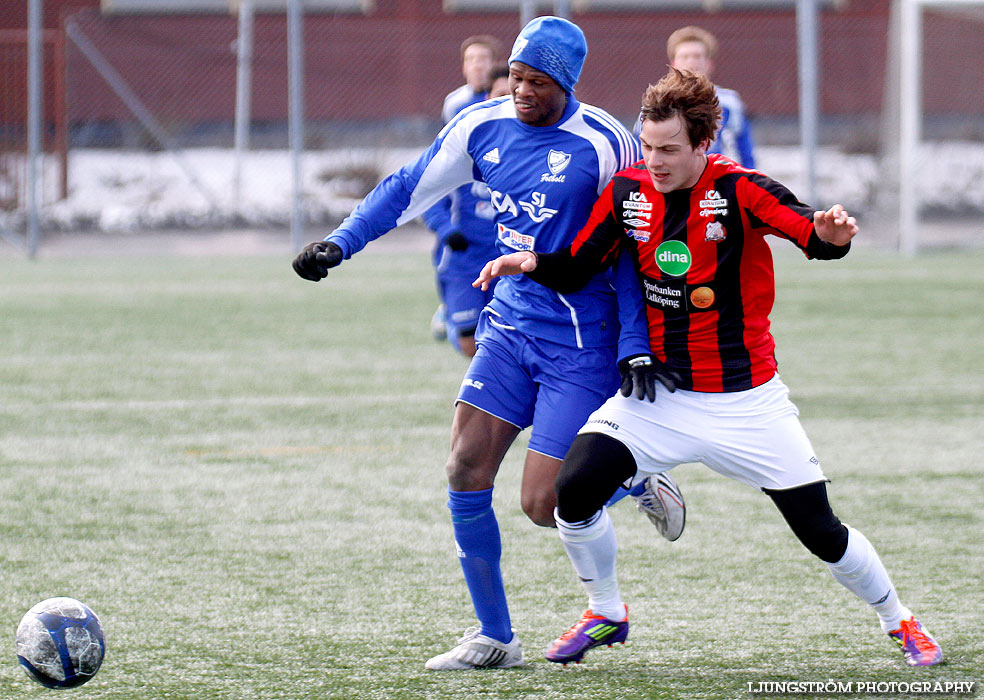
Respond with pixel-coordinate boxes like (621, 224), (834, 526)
(0, 240), (981, 699)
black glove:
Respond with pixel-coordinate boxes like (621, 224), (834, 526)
(618, 353), (682, 402)
(445, 231), (469, 252)
(292, 240), (343, 281)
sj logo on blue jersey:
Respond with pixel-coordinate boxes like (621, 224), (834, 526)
(519, 192), (558, 223)
(490, 190), (558, 224)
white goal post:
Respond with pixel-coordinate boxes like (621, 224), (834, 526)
(898, 0), (983, 255)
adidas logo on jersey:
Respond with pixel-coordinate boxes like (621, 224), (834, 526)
(483, 148), (500, 164)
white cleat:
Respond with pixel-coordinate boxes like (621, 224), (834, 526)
(430, 304), (448, 341)
(425, 627), (524, 670)
(635, 473), (686, 541)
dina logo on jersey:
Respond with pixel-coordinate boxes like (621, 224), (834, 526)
(654, 240), (692, 277)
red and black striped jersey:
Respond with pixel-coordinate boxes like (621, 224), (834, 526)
(529, 154), (850, 392)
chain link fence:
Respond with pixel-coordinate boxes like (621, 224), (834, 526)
(2, 2), (982, 248)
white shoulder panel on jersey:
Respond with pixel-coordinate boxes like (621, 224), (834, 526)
(580, 103), (639, 168)
(396, 98), (513, 227)
(439, 96), (513, 138)
(442, 84), (477, 124)
(562, 104), (641, 195)
(715, 86), (747, 128)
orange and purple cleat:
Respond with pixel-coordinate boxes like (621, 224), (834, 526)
(545, 609), (629, 665)
(888, 616), (943, 666)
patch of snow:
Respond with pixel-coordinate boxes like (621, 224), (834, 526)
(3, 143), (984, 235)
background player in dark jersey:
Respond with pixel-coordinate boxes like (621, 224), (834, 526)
(475, 68), (943, 669)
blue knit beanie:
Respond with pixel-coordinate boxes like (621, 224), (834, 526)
(508, 16), (587, 93)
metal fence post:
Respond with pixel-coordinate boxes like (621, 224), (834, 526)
(796, 0), (819, 207)
(234, 0), (254, 216)
(288, 0), (305, 251)
(27, 0), (43, 258)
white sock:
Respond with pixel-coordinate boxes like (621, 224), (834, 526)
(555, 508), (626, 621)
(827, 526), (910, 632)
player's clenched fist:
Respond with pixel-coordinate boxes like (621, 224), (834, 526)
(292, 240), (343, 281)
(813, 204), (858, 247)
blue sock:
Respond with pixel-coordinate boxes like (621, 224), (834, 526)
(605, 480), (646, 508)
(447, 488), (512, 643)
(448, 331), (462, 354)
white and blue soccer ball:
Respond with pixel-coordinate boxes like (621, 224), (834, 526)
(15, 597), (105, 688)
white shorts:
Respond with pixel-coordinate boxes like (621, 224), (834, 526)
(578, 374), (826, 491)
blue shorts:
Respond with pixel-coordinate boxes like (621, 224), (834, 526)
(456, 312), (619, 460)
(437, 242), (501, 339)
(439, 272), (497, 339)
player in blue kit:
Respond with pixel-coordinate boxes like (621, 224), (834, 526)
(665, 26), (755, 168)
(423, 36), (504, 356)
(292, 16), (682, 670)
(632, 25), (755, 168)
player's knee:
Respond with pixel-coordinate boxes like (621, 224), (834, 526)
(458, 334), (477, 358)
(521, 488), (557, 528)
(445, 450), (494, 492)
(794, 517), (848, 563)
(555, 433), (636, 523)
(766, 481), (849, 563)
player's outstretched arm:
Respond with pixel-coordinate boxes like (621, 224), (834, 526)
(473, 251), (538, 291)
(292, 240), (343, 281)
(813, 204), (858, 247)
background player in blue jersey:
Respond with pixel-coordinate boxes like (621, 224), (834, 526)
(634, 25), (755, 168)
(424, 35), (505, 356)
(488, 64), (510, 100)
(440, 35), (503, 126)
(667, 26), (755, 168)
(292, 16), (681, 670)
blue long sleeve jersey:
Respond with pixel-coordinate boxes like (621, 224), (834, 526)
(421, 85), (496, 253)
(327, 95), (650, 353)
(712, 86), (755, 169)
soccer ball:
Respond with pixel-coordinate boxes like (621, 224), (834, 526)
(15, 597), (105, 688)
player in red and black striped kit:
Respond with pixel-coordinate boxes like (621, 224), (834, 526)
(530, 150), (849, 392)
(475, 68), (943, 668)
